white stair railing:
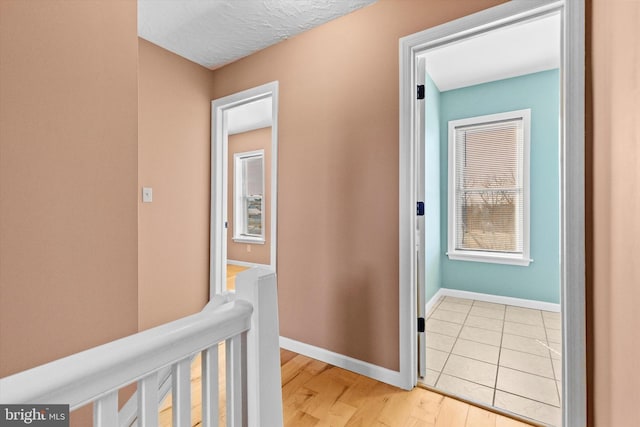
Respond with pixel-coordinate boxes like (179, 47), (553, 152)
(0, 268), (283, 427)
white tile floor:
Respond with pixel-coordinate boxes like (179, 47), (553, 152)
(423, 295), (562, 426)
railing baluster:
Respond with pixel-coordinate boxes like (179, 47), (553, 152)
(202, 345), (219, 427)
(93, 390), (118, 427)
(225, 334), (247, 427)
(137, 372), (158, 426)
(172, 358), (192, 427)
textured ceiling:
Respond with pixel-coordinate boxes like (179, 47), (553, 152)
(138, 0), (378, 69)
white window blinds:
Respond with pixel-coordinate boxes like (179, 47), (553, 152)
(233, 150), (265, 241)
(453, 118), (524, 254)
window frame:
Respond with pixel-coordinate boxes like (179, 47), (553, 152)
(447, 109), (531, 266)
(232, 149), (265, 244)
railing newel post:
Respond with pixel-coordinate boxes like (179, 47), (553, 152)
(235, 268), (284, 427)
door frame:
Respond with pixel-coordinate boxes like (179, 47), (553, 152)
(210, 81), (279, 298)
(398, 1), (586, 426)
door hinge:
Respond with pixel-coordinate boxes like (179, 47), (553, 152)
(418, 317), (425, 333)
(417, 84), (425, 100)
(225, 221), (228, 229)
(417, 201), (425, 216)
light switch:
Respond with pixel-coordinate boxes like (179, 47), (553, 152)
(142, 187), (153, 203)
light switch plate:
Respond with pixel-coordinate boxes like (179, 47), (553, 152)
(142, 187), (153, 203)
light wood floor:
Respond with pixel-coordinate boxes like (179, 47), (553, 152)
(159, 347), (533, 427)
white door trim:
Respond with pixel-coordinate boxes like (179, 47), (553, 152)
(398, 1), (586, 426)
(210, 81), (279, 298)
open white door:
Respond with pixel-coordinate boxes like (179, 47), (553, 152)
(415, 57), (427, 379)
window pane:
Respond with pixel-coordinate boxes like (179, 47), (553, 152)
(234, 151), (265, 240)
(244, 157), (263, 196)
(243, 156), (263, 236)
(245, 195), (262, 235)
(459, 189), (521, 252)
(455, 119), (523, 254)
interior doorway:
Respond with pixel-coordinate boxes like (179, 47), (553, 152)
(399, 1), (586, 426)
(419, 14), (563, 426)
(210, 82), (279, 297)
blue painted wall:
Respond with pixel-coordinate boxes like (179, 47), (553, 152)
(438, 69), (561, 303)
(422, 69), (561, 304)
(425, 74), (441, 303)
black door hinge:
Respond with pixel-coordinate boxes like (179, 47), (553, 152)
(418, 317), (425, 333)
(417, 201), (425, 216)
(417, 85), (425, 100)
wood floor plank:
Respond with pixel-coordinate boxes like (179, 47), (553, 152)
(496, 415), (536, 427)
(376, 388), (420, 426)
(338, 374), (381, 407)
(281, 358), (315, 392)
(435, 397), (470, 427)
(283, 386), (317, 418)
(466, 405), (497, 427)
(409, 388), (446, 423)
(285, 410), (320, 426)
(403, 415), (436, 427)
(304, 375), (351, 419)
(343, 381), (396, 427)
(315, 400), (358, 427)
(280, 348), (298, 366)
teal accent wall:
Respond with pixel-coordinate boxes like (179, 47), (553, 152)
(439, 69), (561, 304)
(425, 74), (441, 303)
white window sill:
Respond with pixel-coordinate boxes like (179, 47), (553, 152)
(233, 236), (265, 245)
(447, 250), (532, 266)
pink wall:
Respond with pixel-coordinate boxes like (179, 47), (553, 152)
(0, 0), (138, 376)
(138, 39), (213, 330)
(590, 0), (640, 425)
(0, 1), (139, 424)
(227, 127), (271, 265)
(210, 0), (504, 371)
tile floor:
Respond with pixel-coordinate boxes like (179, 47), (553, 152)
(423, 295), (562, 426)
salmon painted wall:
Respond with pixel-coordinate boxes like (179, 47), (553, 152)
(211, 0), (504, 370)
(590, 0), (640, 425)
(138, 39), (213, 330)
(227, 127), (271, 266)
(0, 0), (138, 373)
(0, 1), (139, 424)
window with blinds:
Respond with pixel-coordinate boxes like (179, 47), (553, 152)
(233, 150), (265, 242)
(447, 109), (531, 266)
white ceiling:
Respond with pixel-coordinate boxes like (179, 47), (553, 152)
(227, 97), (272, 135)
(138, 0), (378, 70)
(424, 13), (561, 92)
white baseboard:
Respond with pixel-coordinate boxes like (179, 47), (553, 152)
(279, 337), (406, 389)
(425, 290), (443, 317)
(427, 288), (561, 313)
(227, 259), (272, 269)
